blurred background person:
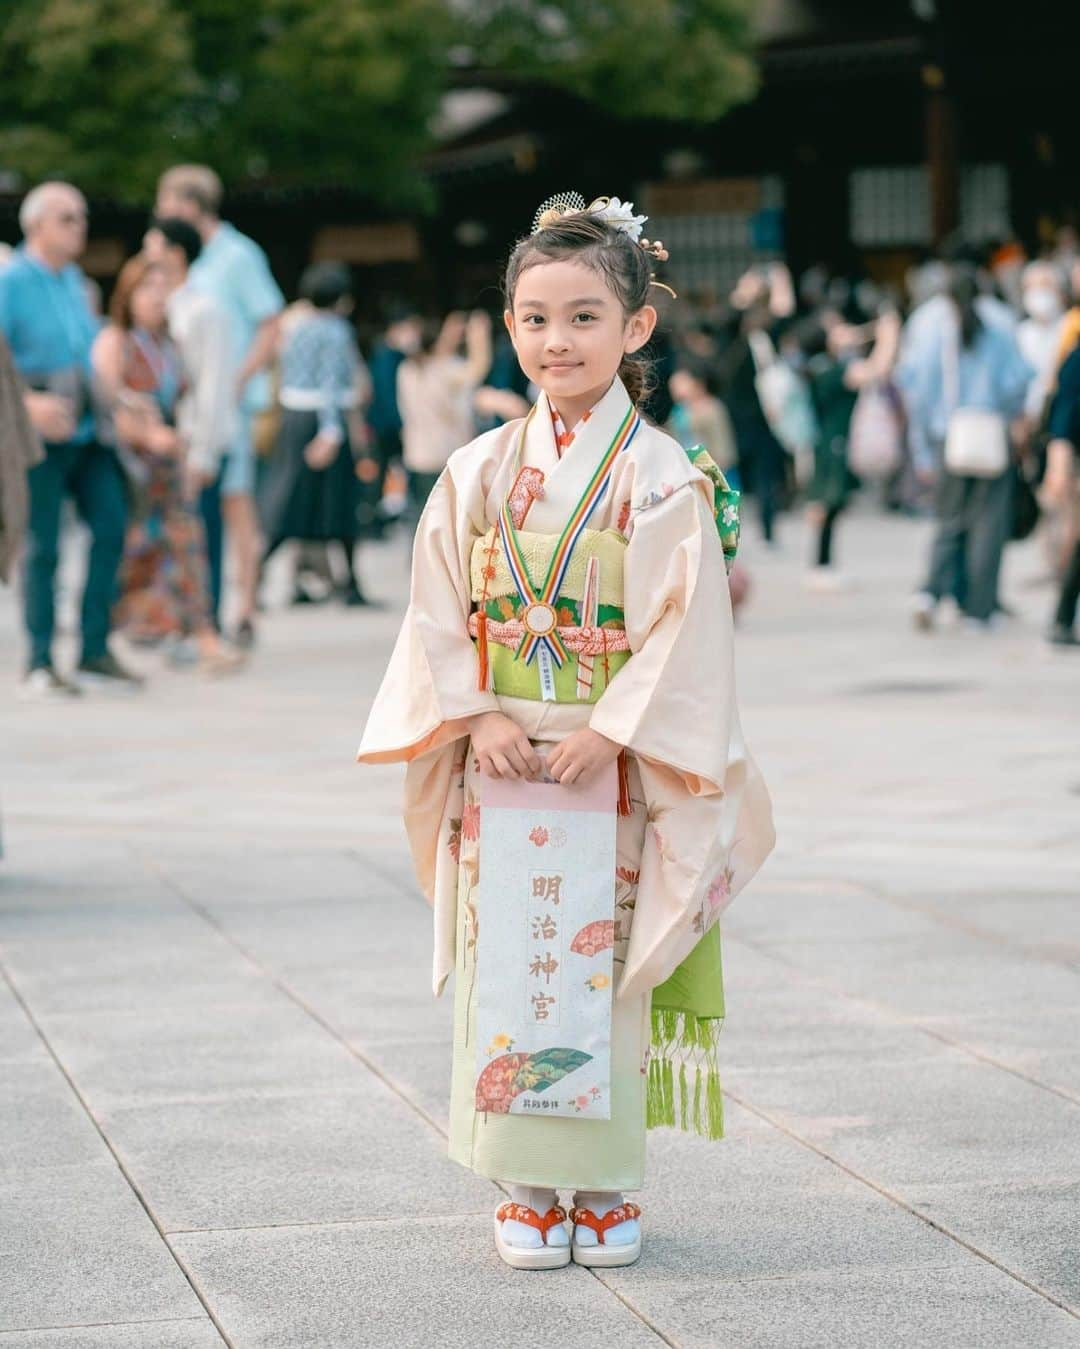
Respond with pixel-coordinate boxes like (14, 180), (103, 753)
(91, 256), (242, 675)
(1016, 261), (1069, 425)
(0, 329), (43, 588)
(259, 261), (374, 607)
(803, 308), (902, 590)
(717, 263), (798, 546)
(365, 304), (422, 537)
(143, 217), (236, 526)
(1042, 340), (1080, 647)
(397, 309), (492, 523)
(0, 181), (139, 696)
(666, 356), (738, 485)
(155, 165), (285, 650)
(900, 267), (1031, 633)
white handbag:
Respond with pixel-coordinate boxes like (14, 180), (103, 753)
(941, 325), (1009, 478)
(747, 329), (818, 461)
(944, 409), (1009, 477)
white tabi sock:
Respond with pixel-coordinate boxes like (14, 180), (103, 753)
(572, 1189), (639, 1248)
(497, 1184), (569, 1248)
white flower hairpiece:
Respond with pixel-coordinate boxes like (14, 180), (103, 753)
(587, 195), (648, 242)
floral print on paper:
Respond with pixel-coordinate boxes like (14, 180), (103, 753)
(572, 1086), (603, 1112)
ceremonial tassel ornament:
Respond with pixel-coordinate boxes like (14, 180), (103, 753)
(617, 749), (632, 817)
(646, 1006), (726, 1141)
(576, 555), (600, 701)
(476, 613), (491, 692)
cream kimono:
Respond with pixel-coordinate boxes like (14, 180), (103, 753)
(358, 377), (774, 1186)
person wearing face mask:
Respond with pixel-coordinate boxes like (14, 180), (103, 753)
(1016, 262), (1068, 425)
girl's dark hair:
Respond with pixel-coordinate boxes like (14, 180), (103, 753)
(949, 265), (983, 348)
(502, 212), (655, 405)
(299, 261), (352, 311)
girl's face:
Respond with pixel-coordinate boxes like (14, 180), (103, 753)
(505, 259), (655, 406)
(130, 268), (169, 331)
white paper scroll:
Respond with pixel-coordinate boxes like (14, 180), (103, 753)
(474, 763), (617, 1120)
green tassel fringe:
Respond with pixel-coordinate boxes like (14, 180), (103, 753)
(646, 1008), (725, 1141)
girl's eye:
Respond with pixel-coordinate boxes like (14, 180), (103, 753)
(522, 314), (544, 326)
(574, 313), (597, 323)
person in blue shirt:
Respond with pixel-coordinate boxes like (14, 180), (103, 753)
(897, 267), (1031, 632)
(0, 181), (142, 696)
(155, 165), (284, 648)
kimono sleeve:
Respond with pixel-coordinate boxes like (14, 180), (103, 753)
(357, 465), (499, 765)
(589, 480), (733, 795)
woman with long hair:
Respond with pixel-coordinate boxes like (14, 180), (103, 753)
(92, 255), (242, 672)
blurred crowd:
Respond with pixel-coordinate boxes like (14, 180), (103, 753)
(1, 171), (1079, 704)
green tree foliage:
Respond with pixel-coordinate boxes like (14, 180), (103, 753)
(0, 0), (756, 204)
(456, 0), (758, 122)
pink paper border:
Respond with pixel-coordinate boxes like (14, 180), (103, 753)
(480, 760), (617, 814)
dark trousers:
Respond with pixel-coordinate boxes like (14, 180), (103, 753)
(816, 505), (843, 567)
(1054, 539), (1080, 630)
(407, 469), (440, 524)
(199, 462), (225, 627)
(23, 441), (126, 669)
(923, 467), (1014, 622)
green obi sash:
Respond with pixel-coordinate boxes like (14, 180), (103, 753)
(470, 525), (631, 703)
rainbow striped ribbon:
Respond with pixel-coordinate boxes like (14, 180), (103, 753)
(498, 404), (640, 668)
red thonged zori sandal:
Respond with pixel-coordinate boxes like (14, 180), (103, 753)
(569, 1202), (643, 1267)
(493, 1202), (571, 1270)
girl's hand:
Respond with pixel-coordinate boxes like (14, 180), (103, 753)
(467, 712), (542, 781)
(546, 728), (621, 787)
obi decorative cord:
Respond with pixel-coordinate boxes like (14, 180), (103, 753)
(497, 404), (641, 670)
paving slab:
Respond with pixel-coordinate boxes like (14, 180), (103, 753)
(172, 1216), (664, 1349)
(0, 1164), (203, 1331)
(28, 994), (367, 1109)
(598, 1262), (1080, 1349)
(0, 1320), (222, 1347)
(94, 1081), (494, 1234)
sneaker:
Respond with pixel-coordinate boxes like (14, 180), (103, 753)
(1047, 623), (1079, 648)
(77, 651), (146, 691)
(18, 665), (82, 701)
(910, 591), (936, 631)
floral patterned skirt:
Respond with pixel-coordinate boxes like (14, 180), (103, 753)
(114, 458), (211, 640)
(447, 743), (651, 1190)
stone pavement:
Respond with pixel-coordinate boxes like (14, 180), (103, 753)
(1, 505), (1078, 1348)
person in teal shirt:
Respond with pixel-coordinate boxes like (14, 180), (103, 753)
(0, 182), (141, 695)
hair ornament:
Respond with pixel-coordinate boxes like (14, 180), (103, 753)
(586, 195), (648, 242)
(531, 191), (652, 247)
(532, 191), (587, 233)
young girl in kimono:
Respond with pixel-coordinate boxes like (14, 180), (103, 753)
(359, 192), (774, 1270)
